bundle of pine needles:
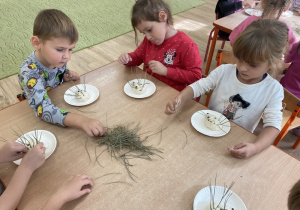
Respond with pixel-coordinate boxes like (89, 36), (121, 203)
(94, 123), (165, 181)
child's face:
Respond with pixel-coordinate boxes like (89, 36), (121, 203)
(136, 20), (168, 45)
(236, 59), (271, 84)
(35, 37), (76, 69)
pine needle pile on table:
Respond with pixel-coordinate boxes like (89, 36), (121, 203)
(95, 123), (164, 181)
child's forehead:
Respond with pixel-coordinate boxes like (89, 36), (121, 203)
(44, 37), (77, 45)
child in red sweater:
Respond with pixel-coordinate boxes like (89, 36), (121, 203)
(118, 0), (202, 91)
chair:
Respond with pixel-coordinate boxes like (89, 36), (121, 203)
(203, 14), (228, 62)
(273, 89), (300, 149)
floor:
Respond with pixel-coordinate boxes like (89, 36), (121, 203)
(0, 0), (299, 159)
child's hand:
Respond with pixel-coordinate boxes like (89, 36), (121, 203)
(165, 97), (181, 115)
(228, 142), (257, 159)
(64, 71), (80, 82)
(0, 142), (28, 163)
(242, 0), (260, 8)
(55, 174), (93, 203)
(148, 60), (168, 76)
(42, 174), (93, 210)
(118, 53), (132, 64)
(21, 142), (46, 172)
(80, 117), (106, 137)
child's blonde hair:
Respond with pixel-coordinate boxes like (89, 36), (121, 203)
(33, 9), (78, 43)
(131, 0), (173, 45)
(288, 179), (300, 210)
(233, 19), (288, 71)
(261, 0), (291, 19)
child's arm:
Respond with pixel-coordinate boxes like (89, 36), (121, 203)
(228, 126), (279, 159)
(64, 113), (106, 137)
(0, 142), (28, 163)
(42, 174), (93, 210)
(0, 143), (45, 210)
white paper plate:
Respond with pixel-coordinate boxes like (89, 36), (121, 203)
(193, 186), (247, 210)
(124, 79), (156, 98)
(245, 8), (262, 16)
(13, 130), (57, 165)
(64, 84), (99, 106)
(191, 110), (230, 137)
(282, 10), (293, 17)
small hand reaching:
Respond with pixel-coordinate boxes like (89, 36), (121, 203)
(118, 53), (132, 64)
(148, 60), (168, 76)
(0, 141), (28, 163)
(228, 142), (257, 159)
(64, 71), (80, 82)
(165, 97), (181, 115)
(21, 142), (46, 172)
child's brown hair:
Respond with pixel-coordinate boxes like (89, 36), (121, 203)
(233, 19), (288, 73)
(33, 9), (78, 43)
(288, 179), (300, 210)
(131, 0), (173, 45)
(261, 0), (291, 19)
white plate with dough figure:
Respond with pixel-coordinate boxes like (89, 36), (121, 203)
(191, 110), (231, 137)
(193, 186), (247, 210)
(13, 130), (57, 165)
(124, 79), (156, 98)
(245, 8), (262, 16)
(64, 84), (99, 106)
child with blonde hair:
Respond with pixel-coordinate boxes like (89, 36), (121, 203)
(229, 0), (296, 48)
(165, 19), (288, 159)
(118, 0), (202, 91)
(18, 9), (105, 137)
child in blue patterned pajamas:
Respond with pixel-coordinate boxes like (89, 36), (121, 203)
(18, 9), (105, 137)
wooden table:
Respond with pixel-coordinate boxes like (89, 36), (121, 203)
(0, 61), (299, 209)
(205, 9), (300, 75)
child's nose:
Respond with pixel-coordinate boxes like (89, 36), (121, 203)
(145, 33), (152, 40)
(63, 52), (71, 59)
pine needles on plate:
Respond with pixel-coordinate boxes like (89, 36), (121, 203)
(94, 123), (164, 182)
(12, 127), (41, 150)
(209, 174), (235, 210)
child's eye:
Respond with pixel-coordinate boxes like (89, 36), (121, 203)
(56, 49), (63, 52)
(249, 64), (257, 67)
(69, 49), (73, 52)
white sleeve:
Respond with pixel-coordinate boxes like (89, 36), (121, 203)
(262, 85), (284, 130)
(189, 65), (226, 98)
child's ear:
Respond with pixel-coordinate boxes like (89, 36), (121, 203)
(158, 11), (167, 22)
(31, 36), (42, 50)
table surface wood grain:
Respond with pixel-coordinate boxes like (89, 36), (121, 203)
(0, 61), (299, 210)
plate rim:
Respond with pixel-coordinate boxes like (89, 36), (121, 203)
(64, 84), (99, 106)
(193, 185), (247, 210)
(191, 110), (230, 137)
(13, 130), (57, 165)
(124, 79), (156, 99)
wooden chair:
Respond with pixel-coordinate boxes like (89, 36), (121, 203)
(273, 89), (300, 149)
(203, 15), (228, 62)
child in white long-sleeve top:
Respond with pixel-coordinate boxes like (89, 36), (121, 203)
(165, 19), (288, 159)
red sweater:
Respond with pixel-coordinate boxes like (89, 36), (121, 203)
(127, 31), (202, 91)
